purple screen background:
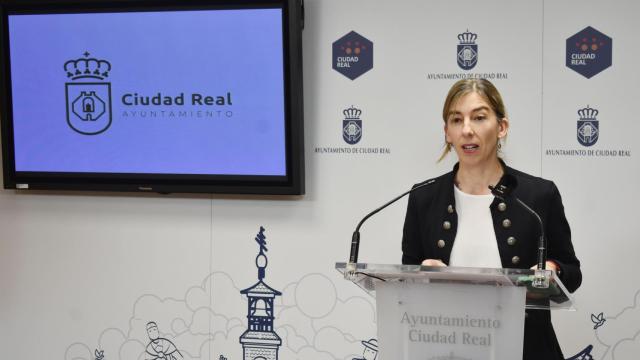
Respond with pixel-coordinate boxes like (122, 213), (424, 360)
(9, 9), (286, 176)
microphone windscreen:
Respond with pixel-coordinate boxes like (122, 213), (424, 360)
(500, 174), (518, 194)
(490, 174), (518, 198)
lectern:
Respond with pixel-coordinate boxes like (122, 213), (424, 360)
(336, 263), (575, 360)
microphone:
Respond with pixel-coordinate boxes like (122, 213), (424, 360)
(489, 174), (550, 288)
(488, 173), (518, 198)
(345, 178), (437, 277)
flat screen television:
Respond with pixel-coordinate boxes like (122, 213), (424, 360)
(0, 0), (305, 195)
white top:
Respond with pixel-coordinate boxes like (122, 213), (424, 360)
(448, 185), (502, 268)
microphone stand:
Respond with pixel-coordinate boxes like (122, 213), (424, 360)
(345, 179), (436, 279)
(489, 183), (550, 288)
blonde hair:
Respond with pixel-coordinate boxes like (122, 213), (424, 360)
(438, 79), (507, 162)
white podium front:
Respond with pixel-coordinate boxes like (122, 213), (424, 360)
(336, 263), (575, 360)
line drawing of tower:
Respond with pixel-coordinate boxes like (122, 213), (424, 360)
(239, 227), (282, 360)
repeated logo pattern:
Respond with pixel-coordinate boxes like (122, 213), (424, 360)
(332, 31), (374, 80)
(343, 106), (363, 145)
(577, 106), (599, 147)
(457, 30), (478, 70)
(566, 26), (612, 78)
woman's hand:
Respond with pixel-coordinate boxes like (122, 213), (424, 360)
(421, 259), (447, 267)
(530, 260), (560, 273)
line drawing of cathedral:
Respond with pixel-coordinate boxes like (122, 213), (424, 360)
(239, 227), (282, 360)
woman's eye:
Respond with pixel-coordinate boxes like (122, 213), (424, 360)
(451, 118), (462, 124)
(475, 116), (486, 121)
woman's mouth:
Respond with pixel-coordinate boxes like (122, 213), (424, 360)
(461, 144), (479, 153)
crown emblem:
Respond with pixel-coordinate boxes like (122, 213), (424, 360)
(64, 52), (111, 80)
(578, 106), (598, 120)
(343, 106), (362, 120)
(458, 30), (477, 44)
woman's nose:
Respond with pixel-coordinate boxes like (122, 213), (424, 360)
(462, 119), (474, 135)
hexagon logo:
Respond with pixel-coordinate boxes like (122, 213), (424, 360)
(566, 26), (612, 79)
(332, 31), (373, 80)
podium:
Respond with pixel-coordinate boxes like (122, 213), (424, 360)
(336, 262), (575, 360)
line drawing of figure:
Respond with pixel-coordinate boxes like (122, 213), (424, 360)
(591, 312), (606, 329)
(94, 349), (104, 360)
(352, 338), (378, 360)
(145, 321), (183, 360)
(565, 344), (594, 360)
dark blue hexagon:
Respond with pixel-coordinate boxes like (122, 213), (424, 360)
(566, 26), (612, 79)
(332, 31), (373, 80)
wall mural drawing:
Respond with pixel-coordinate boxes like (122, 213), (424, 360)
(145, 321), (184, 360)
(239, 227), (282, 360)
(64, 226), (377, 360)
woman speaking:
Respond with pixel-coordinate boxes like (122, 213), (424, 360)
(401, 79), (581, 359)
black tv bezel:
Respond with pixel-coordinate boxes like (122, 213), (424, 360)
(0, 0), (305, 195)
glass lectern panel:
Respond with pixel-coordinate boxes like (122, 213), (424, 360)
(335, 262), (575, 310)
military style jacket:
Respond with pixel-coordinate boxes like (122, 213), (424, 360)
(401, 162), (582, 360)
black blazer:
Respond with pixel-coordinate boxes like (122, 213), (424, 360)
(401, 162), (582, 360)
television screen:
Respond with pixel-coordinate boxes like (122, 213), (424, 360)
(0, 0), (305, 194)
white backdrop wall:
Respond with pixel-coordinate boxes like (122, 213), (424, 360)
(0, 0), (638, 359)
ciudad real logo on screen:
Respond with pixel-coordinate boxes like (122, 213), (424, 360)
(64, 52), (234, 135)
(121, 90), (232, 107)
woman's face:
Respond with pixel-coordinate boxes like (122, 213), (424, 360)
(444, 91), (508, 167)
